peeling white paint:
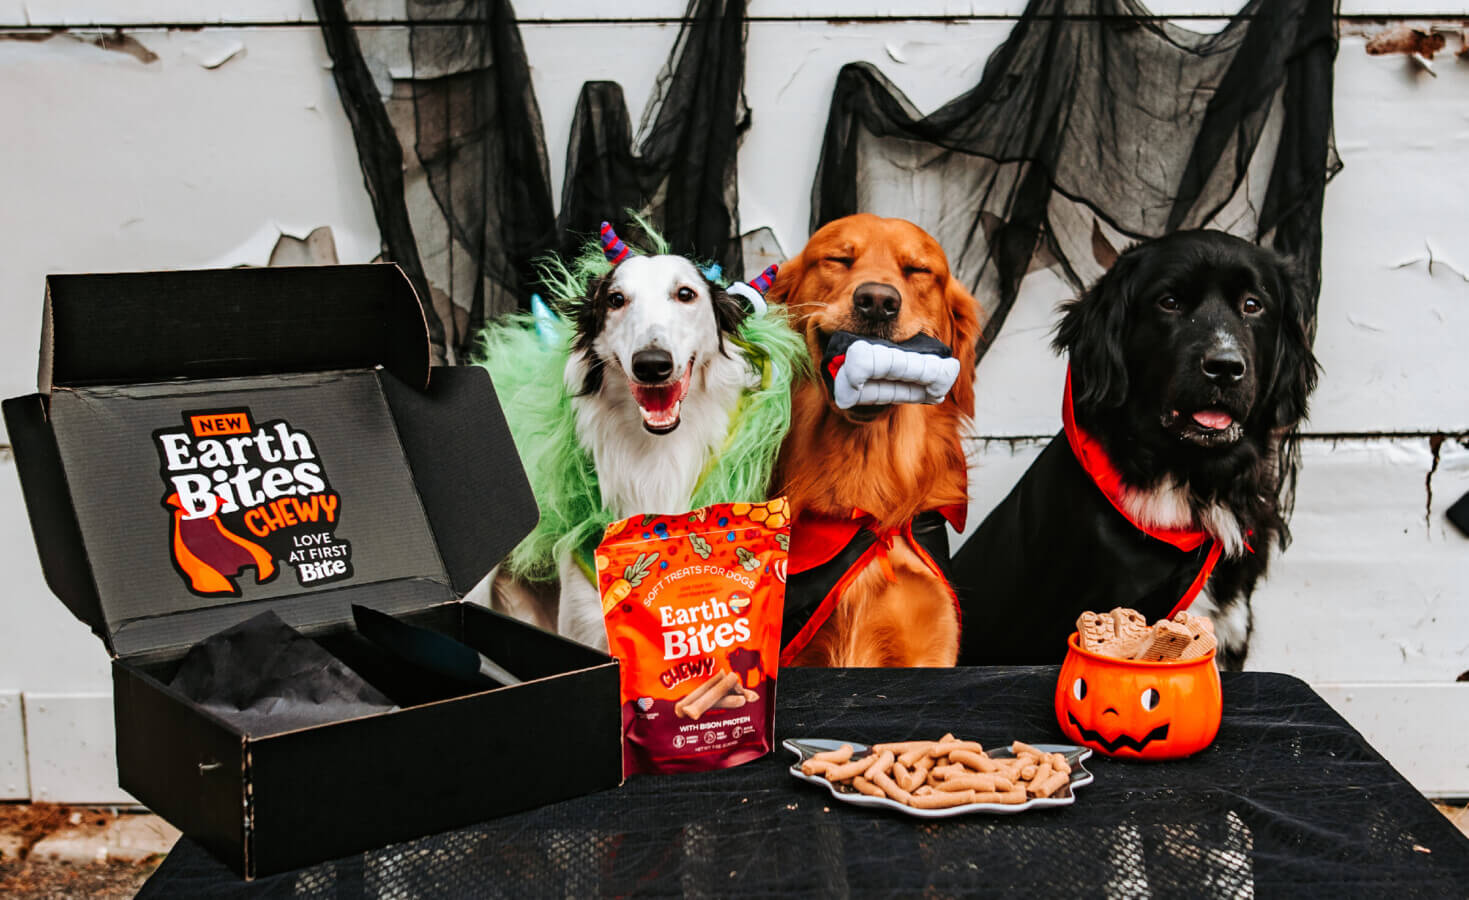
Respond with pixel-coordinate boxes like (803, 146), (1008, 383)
(183, 33), (244, 69)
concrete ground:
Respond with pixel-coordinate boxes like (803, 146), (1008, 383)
(0, 801), (1464, 896)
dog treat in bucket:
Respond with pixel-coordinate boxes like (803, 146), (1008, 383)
(1076, 607), (1216, 661)
(599, 500), (788, 776)
(1058, 607), (1223, 760)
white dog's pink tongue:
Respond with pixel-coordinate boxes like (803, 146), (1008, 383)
(1192, 409), (1233, 430)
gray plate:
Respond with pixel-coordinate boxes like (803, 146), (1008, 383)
(784, 738), (1094, 818)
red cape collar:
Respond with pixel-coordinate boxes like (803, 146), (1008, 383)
(1062, 367), (1211, 554)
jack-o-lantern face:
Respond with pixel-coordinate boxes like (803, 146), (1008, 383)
(1055, 633), (1222, 760)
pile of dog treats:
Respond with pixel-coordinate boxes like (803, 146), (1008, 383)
(1078, 608), (1216, 661)
(799, 735), (1071, 809)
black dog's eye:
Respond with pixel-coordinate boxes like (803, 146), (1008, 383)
(607, 292), (626, 310)
(676, 286), (696, 303)
(824, 256), (854, 267)
(1157, 296), (1180, 312)
(1242, 295), (1264, 315)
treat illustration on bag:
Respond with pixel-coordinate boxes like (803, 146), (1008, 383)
(600, 500), (788, 775)
(154, 408), (351, 596)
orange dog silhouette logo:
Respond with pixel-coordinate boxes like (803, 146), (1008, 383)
(154, 408), (351, 597)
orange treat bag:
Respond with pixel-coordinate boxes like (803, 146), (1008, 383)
(599, 500), (788, 776)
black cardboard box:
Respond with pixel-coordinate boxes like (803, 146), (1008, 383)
(4, 264), (622, 878)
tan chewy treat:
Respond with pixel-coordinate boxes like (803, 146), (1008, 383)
(1177, 614), (1218, 660)
(911, 790), (977, 809)
(1080, 607), (1221, 662)
(1033, 770), (1070, 799)
(812, 744), (854, 764)
(1135, 620), (1194, 661)
(936, 774), (1002, 793)
(803, 735), (1070, 810)
(852, 776), (885, 798)
(1076, 611), (1115, 651)
(801, 759), (835, 777)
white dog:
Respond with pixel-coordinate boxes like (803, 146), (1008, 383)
(485, 223), (788, 651)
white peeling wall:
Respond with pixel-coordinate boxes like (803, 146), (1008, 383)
(0, 1), (1464, 800)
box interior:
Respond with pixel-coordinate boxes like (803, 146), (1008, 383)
(126, 602), (612, 735)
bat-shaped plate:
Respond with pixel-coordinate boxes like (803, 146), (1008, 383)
(784, 738), (1093, 818)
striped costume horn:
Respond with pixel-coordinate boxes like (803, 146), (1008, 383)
(599, 221), (632, 265)
(725, 263), (779, 316)
(748, 264), (778, 295)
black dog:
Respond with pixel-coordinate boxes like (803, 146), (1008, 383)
(953, 231), (1319, 669)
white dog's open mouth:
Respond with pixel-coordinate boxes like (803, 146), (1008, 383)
(630, 362), (693, 434)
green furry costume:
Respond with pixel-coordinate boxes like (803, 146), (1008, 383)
(474, 235), (806, 585)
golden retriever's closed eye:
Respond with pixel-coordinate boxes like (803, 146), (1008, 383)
(769, 214), (981, 667)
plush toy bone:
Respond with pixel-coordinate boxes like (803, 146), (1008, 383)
(823, 331), (961, 410)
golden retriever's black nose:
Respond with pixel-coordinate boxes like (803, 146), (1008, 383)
(1201, 346), (1246, 384)
(631, 349), (675, 383)
(853, 282), (901, 323)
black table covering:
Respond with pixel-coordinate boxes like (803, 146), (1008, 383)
(139, 668), (1469, 898)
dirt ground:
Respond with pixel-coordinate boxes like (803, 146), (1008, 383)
(0, 804), (166, 899)
(1438, 801), (1469, 838)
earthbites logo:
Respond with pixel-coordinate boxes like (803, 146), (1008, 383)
(154, 409), (352, 596)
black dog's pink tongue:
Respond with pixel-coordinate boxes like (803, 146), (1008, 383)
(1192, 410), (1233, 430)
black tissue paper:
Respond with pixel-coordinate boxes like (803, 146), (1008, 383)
(169, 611), (397, 736)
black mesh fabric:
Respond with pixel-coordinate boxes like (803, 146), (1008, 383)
(558, 0), (750, 274)
(139, 668), (1469, 898)
(814, 0), (1340, 353)
(315, 0), (556, 365)
(809, 0), (1338, 522)
(316, 0), (749, 363)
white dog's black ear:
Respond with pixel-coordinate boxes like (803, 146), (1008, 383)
(570, 274), (613, 396)
(1053, 250), (1140, 411)
(708, 279), (749, 343)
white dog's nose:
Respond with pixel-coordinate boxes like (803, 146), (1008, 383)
(631, 348), (675, 383)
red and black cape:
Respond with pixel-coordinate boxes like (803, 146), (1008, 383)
(950, 372), (1221, 665)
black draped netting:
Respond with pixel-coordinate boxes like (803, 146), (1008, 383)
(814, 0), (1340, 353)
(558, 0), (750, 273)
(316, 0), (555, 364)
(810, 0), (1339, 516)
(315, 0), (749, 363)
(138, 668), (1469, 898)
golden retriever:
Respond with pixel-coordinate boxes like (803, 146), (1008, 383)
(768, 214), (980, 667)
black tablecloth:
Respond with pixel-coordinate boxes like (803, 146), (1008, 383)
(139, 668), (1469, 898)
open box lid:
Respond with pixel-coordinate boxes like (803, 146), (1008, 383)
(6, 264), (538, 658)
(39, 265), (432, 393)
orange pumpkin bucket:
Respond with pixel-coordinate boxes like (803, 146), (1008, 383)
(1054, 632), (1222, 760)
